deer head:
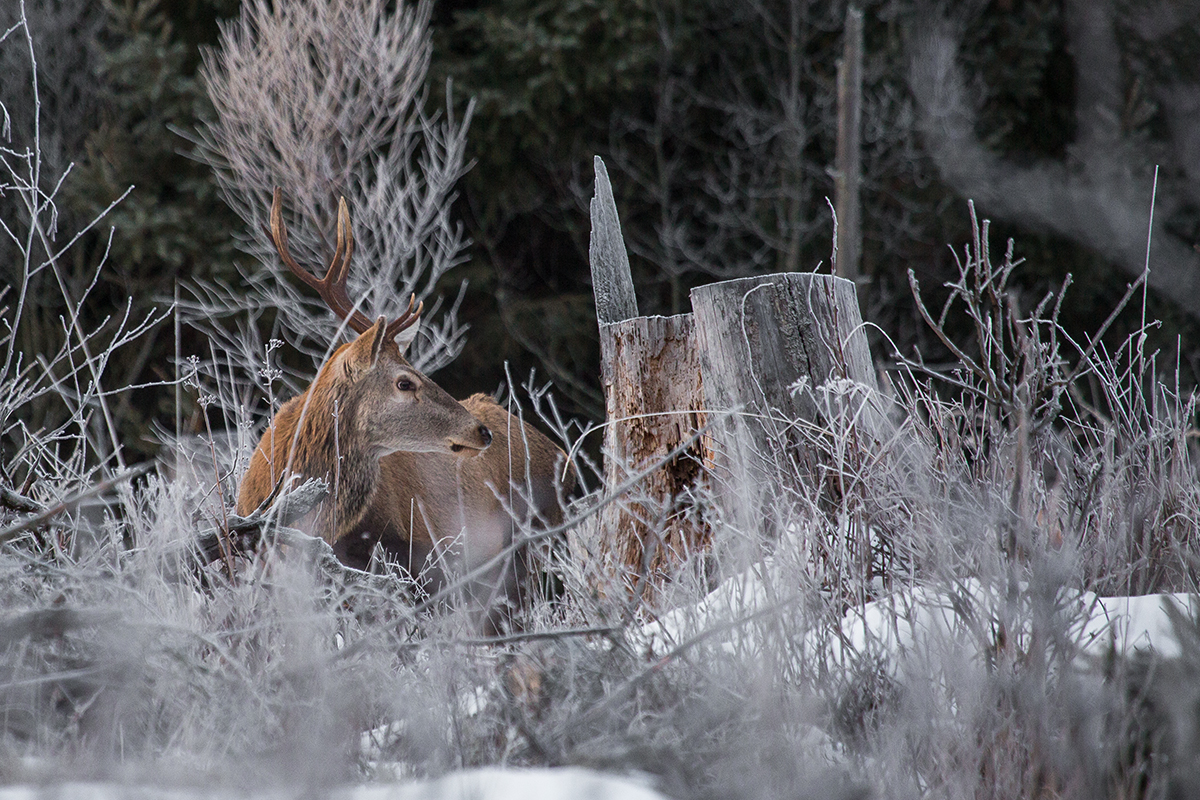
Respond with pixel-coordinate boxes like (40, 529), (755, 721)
(267, 188), (492, 461)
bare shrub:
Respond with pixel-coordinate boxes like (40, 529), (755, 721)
(0, 5), (160, 501)
(182, 0), (473, 404)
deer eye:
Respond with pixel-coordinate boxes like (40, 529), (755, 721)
(396, 377), (417, 392)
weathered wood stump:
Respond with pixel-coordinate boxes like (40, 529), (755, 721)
(579, 157), (880, 600)
(690, 273), (878, 533)
(579, 157), (711, 601)
(597, 314), (710, 598)
(589, 156), (637, 326)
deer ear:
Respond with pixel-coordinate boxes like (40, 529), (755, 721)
(344, 316), (388, 375)
(393, 318), (420, 355)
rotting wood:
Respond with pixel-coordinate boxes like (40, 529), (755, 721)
(583, 157), (710, 603)
(595, 314), (710, 601)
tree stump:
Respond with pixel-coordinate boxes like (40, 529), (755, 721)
(596, 314), (710, 599)
(690, 273), (878, 533)
(580, 157), (879, 597)
(578, 157), (711, 602)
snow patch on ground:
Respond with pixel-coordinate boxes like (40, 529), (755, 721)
(837, 586), (1197, 663)
(639, 563), (1197, 668)
(0, 768), (668, 800)
(1073, 592), (1197, 658)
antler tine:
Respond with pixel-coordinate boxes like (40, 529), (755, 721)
(269, 188), (373, 334)
(328, 196), (354, 287)
(315, 196), (373, 332)
(385, 294), (424, 340)
(270, 187), (321, 294)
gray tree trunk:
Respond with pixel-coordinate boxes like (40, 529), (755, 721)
(690, 273), (878, 534)
(835, 5), (863, 281)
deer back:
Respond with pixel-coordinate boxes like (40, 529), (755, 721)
(336, 394), (571, 577)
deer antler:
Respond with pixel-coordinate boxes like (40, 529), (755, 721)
(269, 187), (423, 339)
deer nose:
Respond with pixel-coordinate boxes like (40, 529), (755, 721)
(478, 424), (493, 447)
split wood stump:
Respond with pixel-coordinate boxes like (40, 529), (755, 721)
(580, 157), (712, 601)
(580, 156), (879, 603)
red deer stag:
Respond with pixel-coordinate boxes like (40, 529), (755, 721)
(236, 189), (570, 629)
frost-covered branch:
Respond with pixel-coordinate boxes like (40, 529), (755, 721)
(184, 0), (473, 377)
(908, 2), (1200, 319)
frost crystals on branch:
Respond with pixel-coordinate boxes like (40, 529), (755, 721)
(0, 2), (161, 518)
(183, 0), (473, 380)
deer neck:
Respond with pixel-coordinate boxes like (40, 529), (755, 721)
(288, 380), (380, 542)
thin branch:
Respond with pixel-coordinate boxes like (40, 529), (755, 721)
(0, 463), (153, 545)
(0, 485), (41, 514)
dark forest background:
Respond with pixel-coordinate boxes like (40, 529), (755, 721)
(5, 0), (1200, 456)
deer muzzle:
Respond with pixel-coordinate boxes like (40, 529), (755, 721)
(448, 424), (492, 455)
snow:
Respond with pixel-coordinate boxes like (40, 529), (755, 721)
(0, 768), (668, 800)
(837, 586), (1197, 663)
(639, 562), (1197, 669)
(352, 768), (666, 800)
(1074, 591), (1198, 659)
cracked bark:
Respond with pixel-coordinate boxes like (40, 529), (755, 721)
(690, 273), (878, 537)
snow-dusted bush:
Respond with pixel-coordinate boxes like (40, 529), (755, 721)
(180, 0), (473, 420)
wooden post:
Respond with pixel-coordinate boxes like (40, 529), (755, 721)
(835, 5), (863, 281)
(581, 156), (711, 602)
(690, 273), (878, 533)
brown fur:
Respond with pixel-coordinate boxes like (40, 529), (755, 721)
(235, 321), (572, 619)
